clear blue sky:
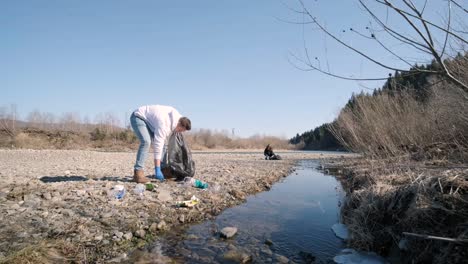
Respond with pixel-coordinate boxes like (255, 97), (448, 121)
(1, 1), (462, 138)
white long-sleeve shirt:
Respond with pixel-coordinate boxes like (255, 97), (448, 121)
(133, 105), (182, 160)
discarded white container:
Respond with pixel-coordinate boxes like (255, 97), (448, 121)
(209, 183), (221, 193)
(331, 223), (349, 240)
(113, 185), (126, 200)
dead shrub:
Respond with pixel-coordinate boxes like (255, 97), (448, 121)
(13, 132), (49, 149)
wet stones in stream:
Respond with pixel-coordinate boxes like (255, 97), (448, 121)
(220, 226), (238, 238)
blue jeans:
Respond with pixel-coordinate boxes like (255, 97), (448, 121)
(130, 113), (154, 170)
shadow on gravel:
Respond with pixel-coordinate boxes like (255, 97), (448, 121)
(40, 175), (89, 183)
(39, 175), (134, 183)
(96, 176), (133, 182)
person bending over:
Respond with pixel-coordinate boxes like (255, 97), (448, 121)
(130, 105), (191, 183)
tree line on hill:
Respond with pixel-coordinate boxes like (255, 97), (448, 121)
(290, 53), (468, 159)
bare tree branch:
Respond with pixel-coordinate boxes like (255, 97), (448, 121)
(358, 1), (434, 55)
(290, 0), (468, 94)
(298, 0), (415, 73)
(288, 51), (390, 80)
(441, 1), (453, 57)
(371, 32), (415, 67)
(373, 0), (468, 45)
(365, 0), (467, 92)
(420, 0), (428, 15)
(401, 0), (435, 48)
(384, 0), (438, 57)
(451, 0), (468, 13)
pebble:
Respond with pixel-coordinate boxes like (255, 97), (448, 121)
(108, 253), (127, 263)
(220, 226), (238, 238)
(157, 221), (167, 231)
(101, 212), (113, 218)
(261, 247), (273, 256)
(76, 190), (87, 196)
(114, 231), (124, 238)
(179, 214), (185, 223)
(275, 254), (289, 263)
(135, 229), (146, 239)
(157, 190), (172, 202)
(187, 234), (198, 240)
(223, 250), (252, 263)
(17, 232), (28, 238)
(149, 223), (158, 233)
(42, 192), (52, 200)
(123, 232), (133, 240)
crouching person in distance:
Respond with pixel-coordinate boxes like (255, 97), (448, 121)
(264, 144), (282, 160)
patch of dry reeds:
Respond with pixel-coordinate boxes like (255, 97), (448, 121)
(336, 158), (468, 263)
(0, 240), (87, 264)
(330, 85), (468, 162)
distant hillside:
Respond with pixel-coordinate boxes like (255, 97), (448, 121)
(289, 123), (344, 151)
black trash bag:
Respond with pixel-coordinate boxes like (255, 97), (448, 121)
(161, 132), (195, 180)
(269, 154), (282, 160)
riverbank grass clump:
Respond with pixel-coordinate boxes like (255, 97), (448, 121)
(0, 240), (83, 264)
(334, 158), (468, 263)
(327, 61), (468, 263)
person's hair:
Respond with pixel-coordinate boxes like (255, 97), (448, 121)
(179, 117), (191, 131)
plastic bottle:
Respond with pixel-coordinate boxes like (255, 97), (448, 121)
(113, 185), (126, 200)
(133, 183), (145, 197)
(183, 177), (209, 189)
(209, 183), (221, 193)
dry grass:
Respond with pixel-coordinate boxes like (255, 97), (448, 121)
(334, 158), (468, 263)
(325, 63), (468, 262)
(0, 240), (87, 264)
(180, 130), (292, 150)
(331, 85), (468, 162)
(0, 126), (292, 151)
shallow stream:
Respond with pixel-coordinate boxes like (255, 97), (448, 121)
(151, 159), (346, 263)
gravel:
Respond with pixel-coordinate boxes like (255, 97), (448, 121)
(0, 149), (344, 261)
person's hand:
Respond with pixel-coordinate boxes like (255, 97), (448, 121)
(155, 167), (165, 181)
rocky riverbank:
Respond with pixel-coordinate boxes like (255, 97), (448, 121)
(0, 149), (347, 263)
